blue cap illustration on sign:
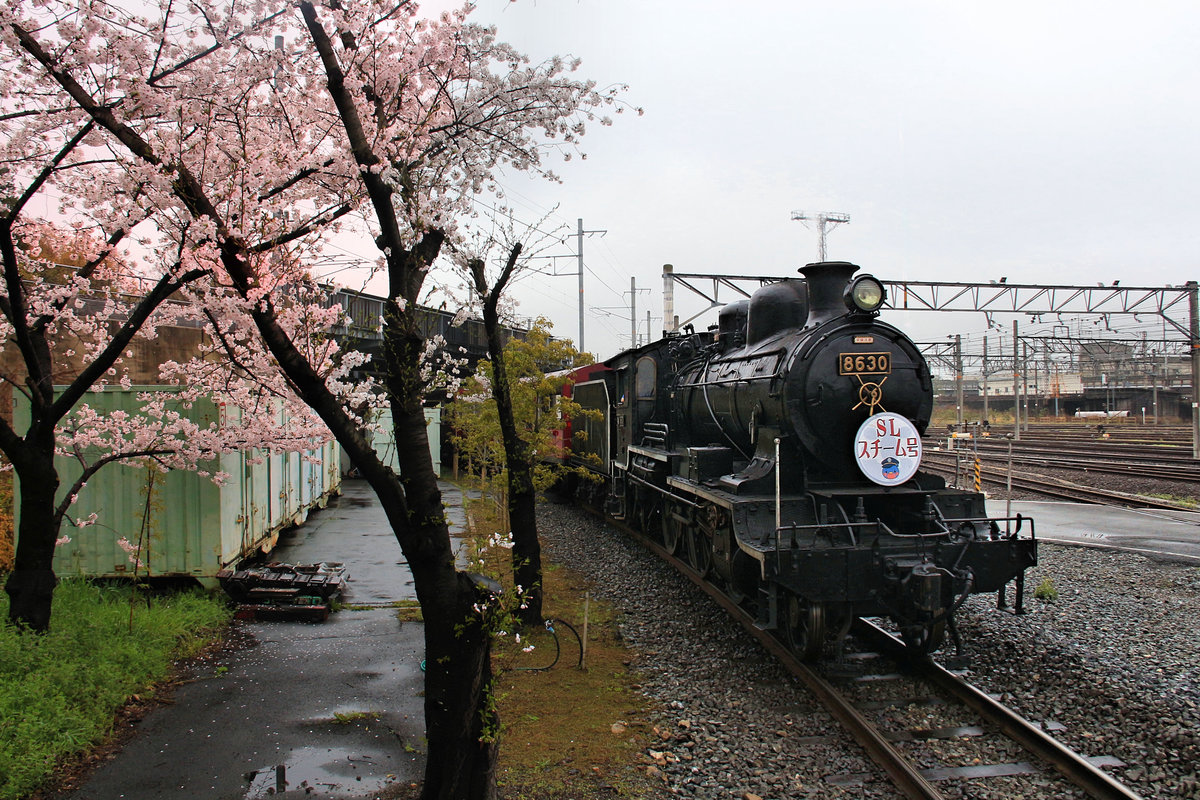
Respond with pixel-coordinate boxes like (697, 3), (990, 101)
(880, 456), (900, 480)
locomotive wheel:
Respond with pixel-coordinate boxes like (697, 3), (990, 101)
(902, 619), (946, 655)
(684, 528), (712, 577)
(661, 509), (681, 555)
(781, 594), (826, 661)
(640, 495), (662, 537)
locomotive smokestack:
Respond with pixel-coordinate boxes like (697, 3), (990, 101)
(799, 261), (859, 326)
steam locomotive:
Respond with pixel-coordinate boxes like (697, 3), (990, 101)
(560, 261), (1037, 660)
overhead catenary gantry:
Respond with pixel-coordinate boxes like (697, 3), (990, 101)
(660, 266), (1200, 457)
(662, 269), (1195, 338)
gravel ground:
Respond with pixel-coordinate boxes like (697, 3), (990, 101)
(538, 501), (900, 800)
(956, 546), (1200, 800)
(537, 500), (1200, 800)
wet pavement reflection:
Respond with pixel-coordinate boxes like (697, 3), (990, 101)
(67, 478), (467, 799)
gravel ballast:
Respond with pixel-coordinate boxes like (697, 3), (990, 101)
(537, 500), (1200, 799)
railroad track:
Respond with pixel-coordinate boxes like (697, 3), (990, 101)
(931, 449), (1200, 484)
(921, 451), (1198, 511)
(960, 442), (1199, 471)
(616, 516), (1145, 800)
(927, 438), (1200, 471)
(839, 619), (1141, 800)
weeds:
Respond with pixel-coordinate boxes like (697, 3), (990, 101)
(330, 710), (381, 725)
(0, 471), (13, 573)
(1034, 577), (1059, 601)
(461, 494), (661, 798)
(0, 579), (230, 800)
(1147, 493), (1198, 508)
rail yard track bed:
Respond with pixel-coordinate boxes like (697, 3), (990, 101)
(922, 424), (1200, 508)
(538, 500), (1200, 799)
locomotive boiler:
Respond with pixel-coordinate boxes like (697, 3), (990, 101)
(565, 261), (1036, 660)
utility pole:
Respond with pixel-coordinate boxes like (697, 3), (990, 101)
(630, 277), (636, 348)
(1189, 281), (1199, 458)
(577, 219), (584, 352)
(1022, 341), (1030, 430)
(596, 277), (650, 349)
(982, 336), (990, 424)
(622, 277), (650, 348)
(575, 218), (607, 353)
(1012, 320), (1020, 440)
(954, 333), (964, 428)
(790, 210), (850, 261)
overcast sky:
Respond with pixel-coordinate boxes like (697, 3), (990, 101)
(388, 0), (1200, 360)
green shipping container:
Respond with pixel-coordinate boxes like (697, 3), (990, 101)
(13, 387), (341, 585)
(365, 407), (441, 474)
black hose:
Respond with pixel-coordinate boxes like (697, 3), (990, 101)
(511, 617), (585, 671)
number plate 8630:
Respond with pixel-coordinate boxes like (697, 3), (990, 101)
(839, 352), (891, 375)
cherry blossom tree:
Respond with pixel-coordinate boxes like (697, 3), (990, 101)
(445, 299), (595, 626)
(467, 242), (545, 624)
(3, 1), (631, 796)
(0, 212), (204, 630)
(0, 221), (334, 631)
(458, 221), (591, 626)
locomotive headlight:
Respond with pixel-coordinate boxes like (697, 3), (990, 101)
(846, 276), (886, 313)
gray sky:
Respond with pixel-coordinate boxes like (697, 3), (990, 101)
(404, 0), (1200, 359)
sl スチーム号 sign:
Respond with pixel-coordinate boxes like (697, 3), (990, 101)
(854, 412), (922, 486)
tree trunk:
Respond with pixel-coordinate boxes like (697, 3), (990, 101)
(507, 470), (541, 625)
(470, 250), (544, 625)
(4, 452), (61, 631)
(416, 568), (499, 800)
(382, 317), (502, 800)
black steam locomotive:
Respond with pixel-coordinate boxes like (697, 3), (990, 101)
(563, 261), (1036, 660)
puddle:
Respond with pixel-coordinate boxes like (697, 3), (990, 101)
(338, 495), (377, 508)
(245, 746), (396, 798)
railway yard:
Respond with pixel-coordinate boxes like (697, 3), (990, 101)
(922, 423), (1199, 510)
(535, 422), (1200, 800)
(40, 422), (1198, 799)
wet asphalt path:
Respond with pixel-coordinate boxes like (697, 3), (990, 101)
(66, 478), (467, 800)
(989, 498), (1200, 563)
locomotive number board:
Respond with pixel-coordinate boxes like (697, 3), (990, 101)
(839, 352), (891, 376)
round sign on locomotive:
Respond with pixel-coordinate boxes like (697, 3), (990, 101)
(552, 261), (1036, 661)
(855, 412), (923, 486)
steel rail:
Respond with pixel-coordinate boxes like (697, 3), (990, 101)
(921, 453), (1198, 511)
(922, 450), (1196, 484)
(978, 457), (1200, 483)
(619, 510), (1140, 799)
(856, 619), (1145, 800)
(965, 442), (1198, 464)
(620, 520), (947, 800)
(925, 448), (1200, 482)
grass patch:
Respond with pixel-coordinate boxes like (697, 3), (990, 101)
(0, 579), (231, 800)
(395, 600), (423, 623)
(0, 471), (13, 573)
(330, 710), (381, 725)
(464, 496), (666, 799)
(331, 599), (423, 622)
(1147, 493), (1199, 508)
